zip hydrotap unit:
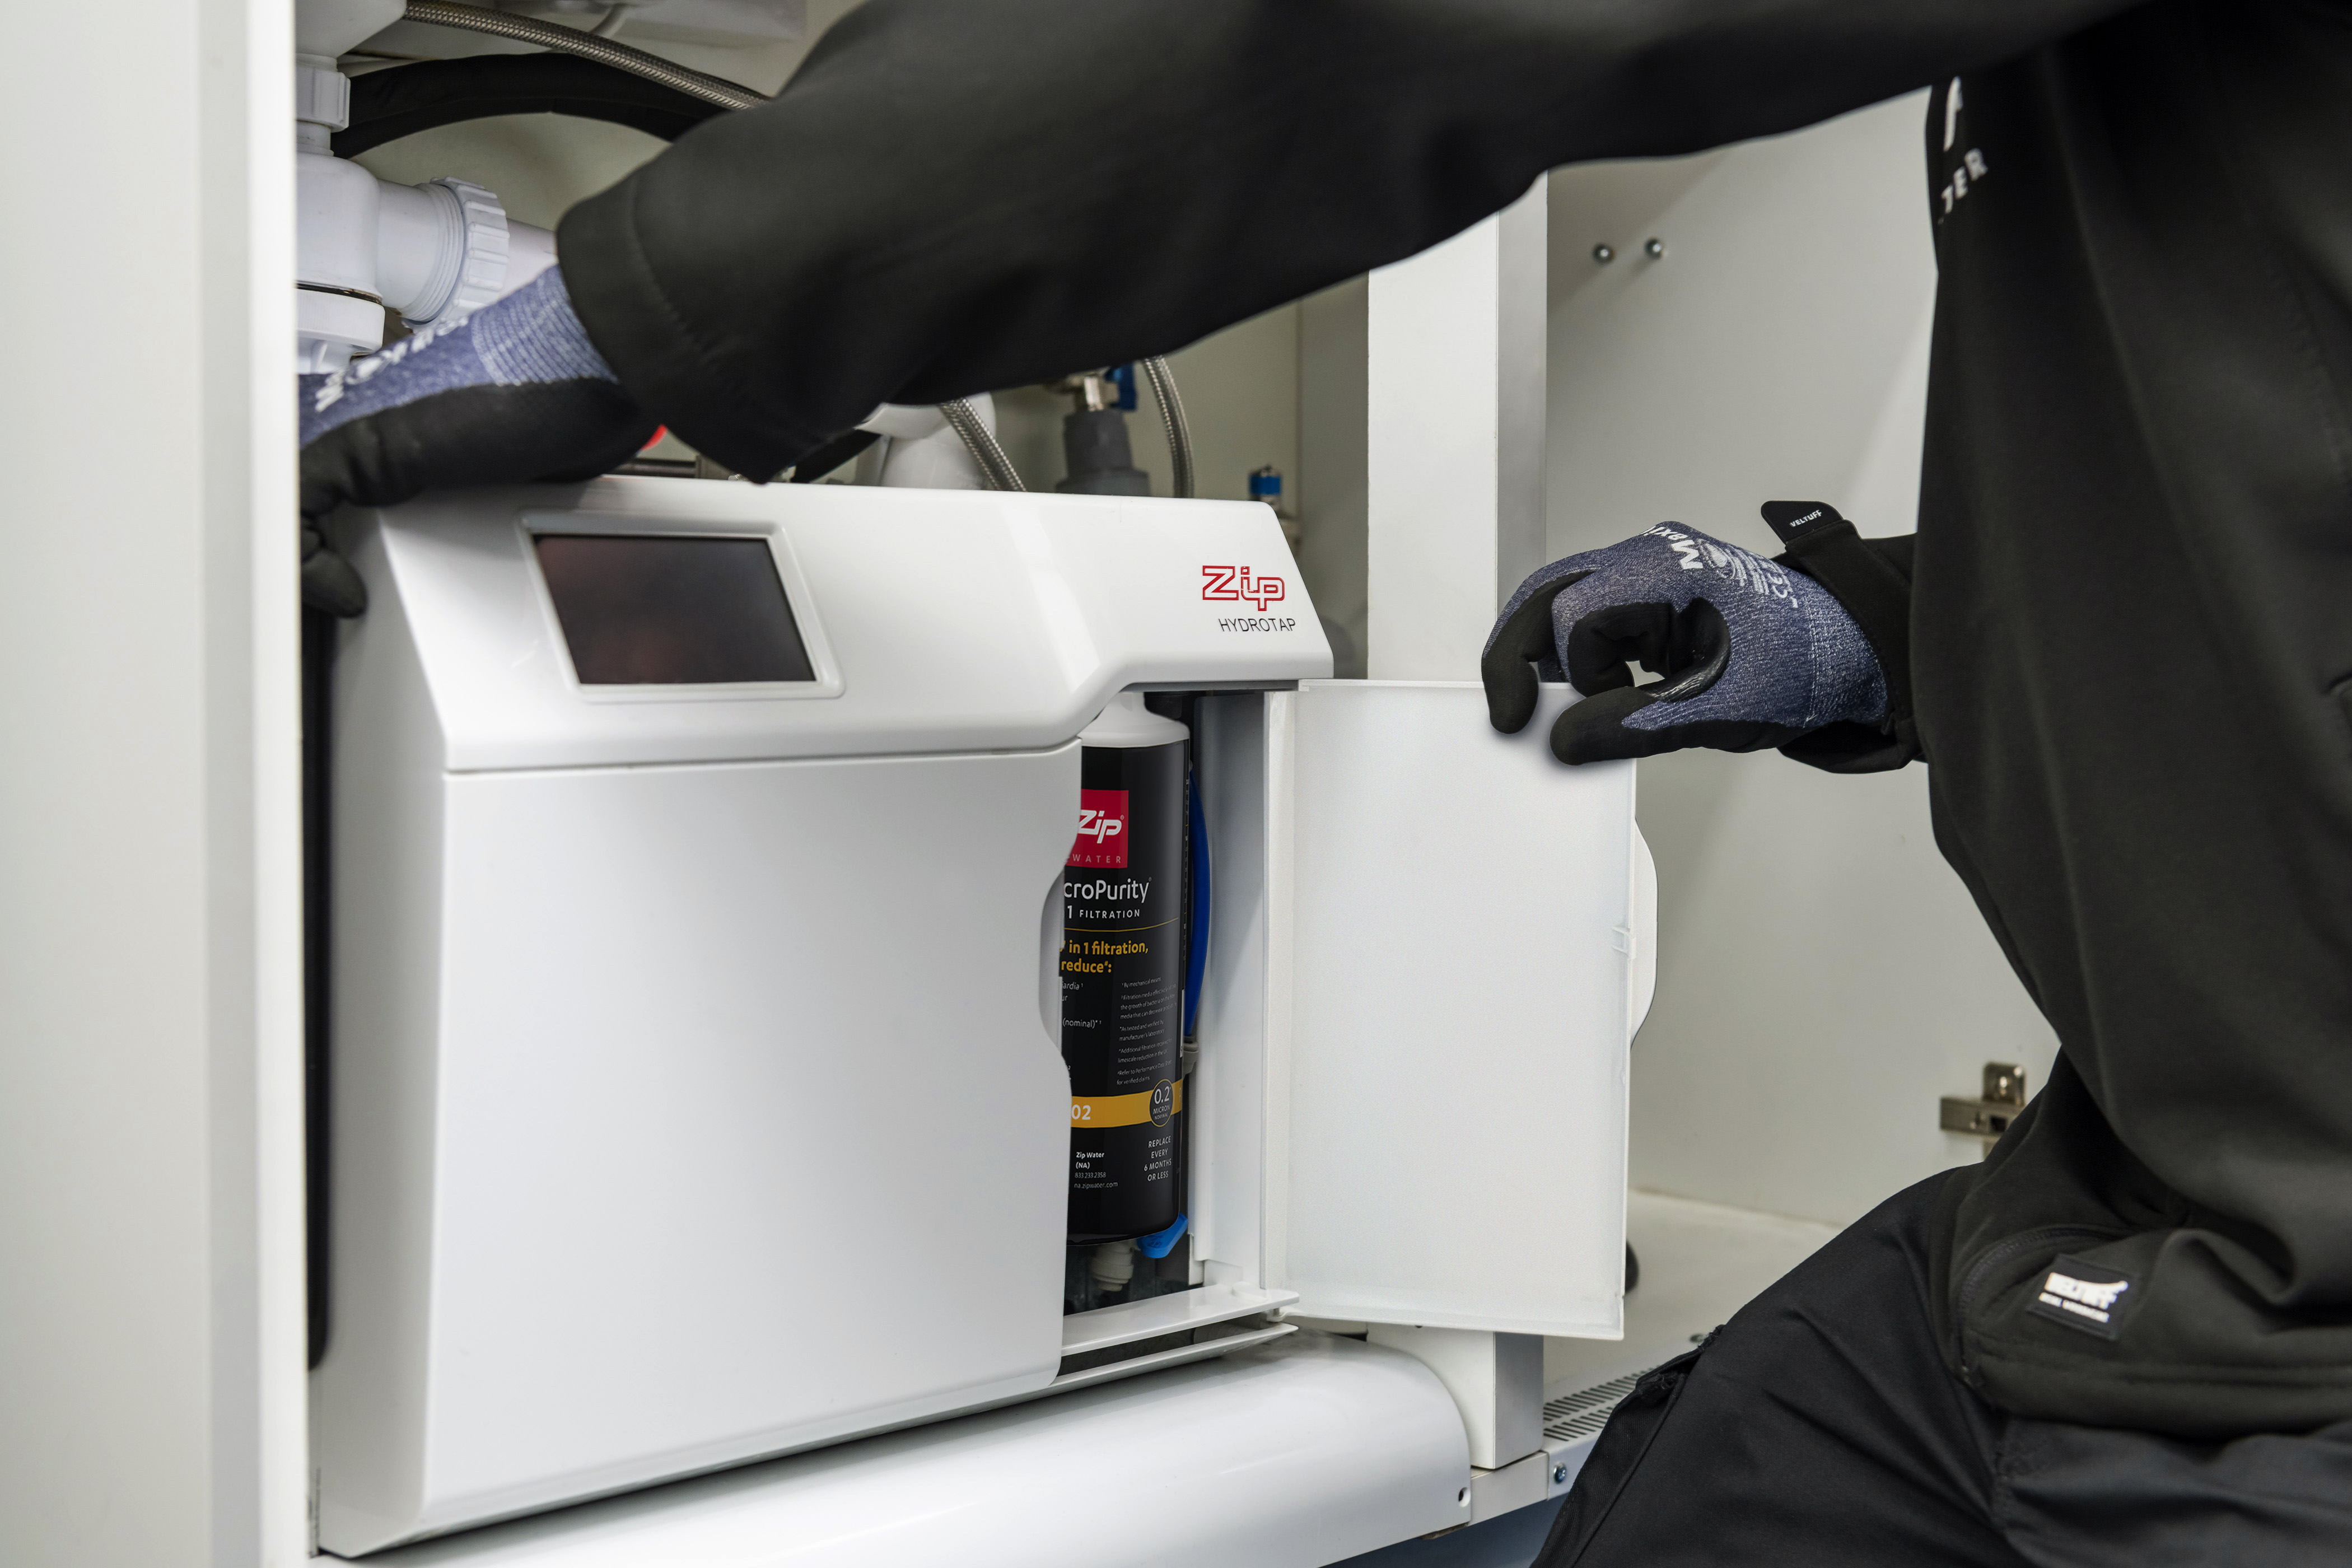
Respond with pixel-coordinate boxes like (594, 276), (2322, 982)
(286, 8), (1654, 1564)
(311, 477), (1654, 1561)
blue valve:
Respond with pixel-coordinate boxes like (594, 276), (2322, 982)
(1104, 362), (1140, 411)
(1136, 1213), (1188, 1259)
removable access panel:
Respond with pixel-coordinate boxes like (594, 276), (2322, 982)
(1270, 683), (1639, 1338)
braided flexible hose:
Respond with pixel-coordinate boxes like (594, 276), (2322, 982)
(940, 398), (1027, 491)
(400, 1), (770, 110)
(1138, 356), (1194, 498)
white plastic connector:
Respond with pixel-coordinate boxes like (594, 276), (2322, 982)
(857, 403), (948, 442)
(292, 0), (431, 368)
(291, 0), (557, 371)
(505, 220), (558, 295)
(1089, 1242), (1136, 1291)
(297, 293), (386, 374)
(298, 155), (382, 296)
(422, 178), (511, 322)
(300, 160), (558, 369)
(295, 55), (351, 133)
(376, 178), (517, 325)
(857, 396), (996, 489)
(297, 150), (386, 371)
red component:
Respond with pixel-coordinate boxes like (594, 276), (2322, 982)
(1069, 788), (1130, 869)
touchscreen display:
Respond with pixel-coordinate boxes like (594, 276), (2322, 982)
(534, 534), (816, 685)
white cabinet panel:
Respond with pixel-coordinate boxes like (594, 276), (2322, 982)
(317, 749), (1077, 1555)
(1275, 682), (1633, 1337)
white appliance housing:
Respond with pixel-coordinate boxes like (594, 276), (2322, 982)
(315, 478), (1645, 1556)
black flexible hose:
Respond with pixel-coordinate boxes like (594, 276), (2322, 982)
(334, 53), (726, 158)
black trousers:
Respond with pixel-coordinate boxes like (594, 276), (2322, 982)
(1536, 1173), (2352, 1567)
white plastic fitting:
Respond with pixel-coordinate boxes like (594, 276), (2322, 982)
(857, 403), (950, 442)
(295, 56), (352, 134)
(297, 147), (386, 371)
(297, 156), (557, 371)
(1089, 1242), (1137, 1291)
(292, 3), (556, 371)
(856, 396), (997, 489)
(376, 178), (555, 326)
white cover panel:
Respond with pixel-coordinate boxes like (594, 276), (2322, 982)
(339, 479), (1326, 773)
(1277, 682), (1632, 1337)
(337, 1336), (1469, 1568)
(315, 750), (1076, 1554)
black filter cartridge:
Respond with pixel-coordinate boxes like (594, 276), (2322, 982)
(1062, 693), (1188, 1244)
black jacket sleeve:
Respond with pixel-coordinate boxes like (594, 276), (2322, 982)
(558, 0), (2141, 477)
(1778, 536), (1910, 776)
(1773, 520), (1921, 773)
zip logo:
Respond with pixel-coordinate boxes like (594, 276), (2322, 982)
(1203, 564), (1286, 610)
(1070, 788), (1130, 869)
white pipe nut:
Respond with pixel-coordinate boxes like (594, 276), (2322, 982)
(294, 58), (352, 132)
(378, 178), (509, 326)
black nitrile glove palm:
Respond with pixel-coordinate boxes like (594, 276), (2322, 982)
(1483, 514), (1888, 764)
(297, 267), (656, 616)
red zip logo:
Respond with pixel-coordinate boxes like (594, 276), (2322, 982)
(1070, 788), (1130, 868)
(1202, 564), (1286, 611)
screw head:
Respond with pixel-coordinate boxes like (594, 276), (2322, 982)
(1592, 243), (1614, 263)
(1644, 237), (1667, 259)
(1552, 1464), (1571, 1485)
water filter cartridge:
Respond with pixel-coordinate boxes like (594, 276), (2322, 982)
(1063, 692), (1188, 1244)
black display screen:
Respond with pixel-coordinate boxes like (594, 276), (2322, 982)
(534, 534), (816, 685)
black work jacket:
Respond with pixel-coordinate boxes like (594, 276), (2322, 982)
(559, 0), (2352, 1438)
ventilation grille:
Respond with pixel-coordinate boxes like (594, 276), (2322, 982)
(1542, 1366), (1654, 1446)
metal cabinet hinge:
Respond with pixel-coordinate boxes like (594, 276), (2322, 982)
(1941, 1062), (2027, 1155)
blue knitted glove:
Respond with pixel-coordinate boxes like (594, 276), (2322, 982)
(1483, 516), (1887, 764)
(297, 267), (655, 615)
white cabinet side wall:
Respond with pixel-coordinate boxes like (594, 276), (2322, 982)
(1365, 180), (1548, 683)
(1543, 92), (2059, 1225)
(1298, 277), (1373, 678)
(0, 0), (305, 1561)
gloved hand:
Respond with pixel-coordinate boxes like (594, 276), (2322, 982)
(297, 266), (656, 615)
(1482, 517), (1887, 764)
